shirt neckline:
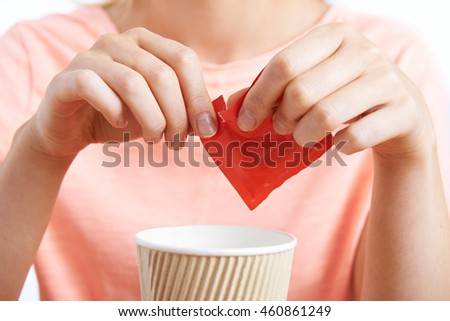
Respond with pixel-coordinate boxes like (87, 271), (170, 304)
(74, 4), (338, 77)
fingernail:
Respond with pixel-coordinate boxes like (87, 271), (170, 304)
(172, 132), (187, 143)
(273, 116), (289, 135)
(116, 116), (128, 128)
(166, 140), (185, 150)
(146, 134), (162, 144)
(196, 112), (217, 138)
(238, 108), (256, 131)
(166, 132), (186, 150)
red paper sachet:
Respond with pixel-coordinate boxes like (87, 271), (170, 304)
(201, 82), (333, 210)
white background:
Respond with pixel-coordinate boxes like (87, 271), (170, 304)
(0, 0), (448, 300)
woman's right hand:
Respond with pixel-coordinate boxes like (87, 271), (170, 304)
(26, 27), (217, 159)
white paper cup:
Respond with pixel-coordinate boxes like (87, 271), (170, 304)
(135, 225), (297, 301)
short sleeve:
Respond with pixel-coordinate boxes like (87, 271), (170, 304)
(0, 24), (32, 160)
(396, 33), (450, 204)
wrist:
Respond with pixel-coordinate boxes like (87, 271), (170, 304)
(373, 117), (437, 168)
(11, 118), (76, 169)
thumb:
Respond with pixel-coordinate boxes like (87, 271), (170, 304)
(226, 87), (249, 109)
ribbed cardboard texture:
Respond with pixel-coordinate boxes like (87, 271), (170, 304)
(137, 246), (294, 301)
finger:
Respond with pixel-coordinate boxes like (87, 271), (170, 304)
(227, 87), (249, 108)
(126, 28), (217, 138)
(273, 38), (378, 135)
(292, 72), (395, 146)
(238, 23), (349, 131)
(51, 69), (127, 128)
(94, 34), (188, 142)
(334, 102), (411, 155)
(77, 52), (166, 142)
(140, 60), (187, 143)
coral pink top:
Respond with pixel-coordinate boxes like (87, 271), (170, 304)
(0, 4), (449, 300)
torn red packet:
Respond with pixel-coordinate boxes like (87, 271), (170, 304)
(201, 85), (333, 210)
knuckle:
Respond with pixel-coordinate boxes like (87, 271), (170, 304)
(73, 69), (96, 94)
(49, 72), (67, 92)
(369, 50), (390, 72)
(373, 65), (402, 96)
(274, 112), (296, 132)
(174, 46), (199, 66)
(340, 25), (371, 50)
(94, 32), (120, 49)
(365, 45), (384, 61)
(150, 65), (177, 86)
(333, 22), (347, 30)
(275, 111), (291, 125)
(338, 23), (357, 38)
(245, 90), (266, 112)
(166, 118), (188, 136)
(119, 72), (146, 96)
(357, 44), (383, 67)
(327, 22), (352, 39)
(143, 119), (166, 141)
(314, 102), (339, 130)
(346, 126), (367, 151)
(271, 52), (297, 79)
(287, 81), (314, 106)
(402, 94), (418, 112)
(51, 71), (65, 84)
(385, 71), (402, 93)
(186, 90), (210, 111)
(124, 27), (149, 39)
(71, 51), (96, 65)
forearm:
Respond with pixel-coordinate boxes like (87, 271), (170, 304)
(0, 121), (74, 300)
(356, 145), (450, 300)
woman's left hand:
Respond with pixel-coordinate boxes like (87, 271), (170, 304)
(236, 22), (450, 300)
(237, 23), (435, 161)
